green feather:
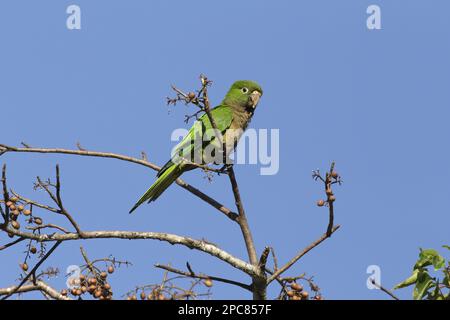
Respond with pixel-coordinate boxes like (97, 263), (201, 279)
(129, 163), (184, 213)
(172, 105), (233, 161)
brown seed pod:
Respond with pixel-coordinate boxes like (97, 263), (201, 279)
(17, 205), (24, 212)
(328, 195), (336, 202)
(34, 217), (43, 225)
(21, 263), (29, 271)
(140, 292), (146, 300)
(76, 289), (82, 296)
(317, 199), (325, 207)
(10, 197), (18, 203)
(187, 92), (196, 100)
(81, 286), (87, 293)
(326, 189), (333, 196)
(107, 266), (115, 274)
(6, 201), (13, 207)
(291, 283), (302, 291)
(11, 220), (20, 230)
(204, 279), (213, 287)
(292, 295), (302, 300)
(30, 246), (37, 254)
(301, 291), (309, 299)
(94, 290), (102, 298)
(103, 283), (111, 290)
(11, 210), (20, 217)
(23, 209), (31, 216)
(71, 288), (78, 296)
(8, 204), (16, 211)
(88, 285), (96, 293)
(88, 277), (97, 285)
(286, 290), (295, 297)
(79, 274), (86, 281)
(331, 171), (339, 179)
(100, 272), (108, 279)
(60, 289), (68, 296)
(158, 294), (165, 300)
(130, 294), (137, 300)
(147, 293), (153, 300)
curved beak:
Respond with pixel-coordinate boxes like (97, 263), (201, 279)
(250, 90), (262, 108)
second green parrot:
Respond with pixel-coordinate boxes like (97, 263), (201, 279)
(129, 80), (263, 213)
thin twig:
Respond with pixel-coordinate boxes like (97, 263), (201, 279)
(1, 164), (9, 225)
(267, 225), (341, 284)
(26, 224), (69, 234)
(154, 264), (252, 291)
(326, 162), (336, 236)
(371, 279), (400, 300)
(0, 237), (25, 251)
(80, 246), (95, 274)
(54, 165), (83, 235)
(10, 190), (59, 213)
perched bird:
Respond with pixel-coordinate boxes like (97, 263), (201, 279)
(129, 80), (263, 213)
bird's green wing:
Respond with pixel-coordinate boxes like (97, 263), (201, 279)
(167, 105), (233, 167)
(200, 105), (234, 140)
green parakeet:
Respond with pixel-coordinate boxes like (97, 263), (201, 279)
(129, 80), (263, 213)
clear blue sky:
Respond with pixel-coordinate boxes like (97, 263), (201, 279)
(1, 0), (450, 300)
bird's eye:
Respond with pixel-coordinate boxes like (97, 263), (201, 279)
(241, 87), (249, 94)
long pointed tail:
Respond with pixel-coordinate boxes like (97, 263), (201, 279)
(129, 163), (183, 213)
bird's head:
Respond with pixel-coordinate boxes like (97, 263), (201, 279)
(222, 80), (263, 112)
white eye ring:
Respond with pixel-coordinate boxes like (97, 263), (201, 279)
(241, 87), (249, 94)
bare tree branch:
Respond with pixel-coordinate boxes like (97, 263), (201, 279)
(228, 167), (258, 267)
(3, 228), (259, 278)
(0, 281), (70, 300)
(154, 263), (252, 291)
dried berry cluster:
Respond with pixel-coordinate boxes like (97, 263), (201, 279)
(125, 278), (213, 300)
(5, 197), (42, 235)
(316, 170), (340, 207)
(62, 266), (115, 300)
(126, 289), (167, 301)
(285, 281), (323, 301)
